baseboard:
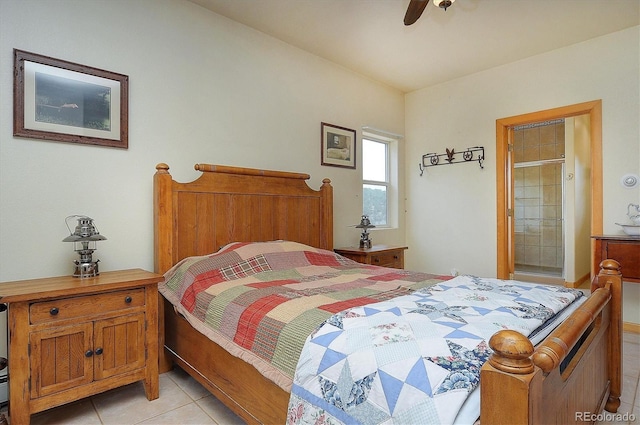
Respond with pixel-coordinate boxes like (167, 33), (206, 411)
(566, 272), (591, 289)
(623, 322), (640, 334)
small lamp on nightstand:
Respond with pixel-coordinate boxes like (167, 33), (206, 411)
(62, 215), (107, 278)
(356, 215), (375, 249)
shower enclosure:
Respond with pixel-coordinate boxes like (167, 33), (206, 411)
(512, 119), (566, 282)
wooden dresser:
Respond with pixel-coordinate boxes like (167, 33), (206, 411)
(0, 269), (162, 424)
(334, 245), (408, 269)
(592, 235), (640, 283)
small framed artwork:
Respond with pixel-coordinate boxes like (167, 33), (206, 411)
(13, 49), (129, 148)
(321, 122), (356, 169)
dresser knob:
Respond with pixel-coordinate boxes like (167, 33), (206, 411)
(393, 255), (398, 259)
(85, 350), (93, 357)
(50, 307), (59, 316)
(95, 347), (103, 355)
(125, 296), (132, 303)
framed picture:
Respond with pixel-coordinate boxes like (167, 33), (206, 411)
(321, 122), (356, 169)
(13, 49), (128, 148)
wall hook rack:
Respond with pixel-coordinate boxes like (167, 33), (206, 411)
(419, 146), (484, 176)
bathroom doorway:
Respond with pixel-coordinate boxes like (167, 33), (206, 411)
(496, 100), (603, 287)
(512, 119), (566, 283)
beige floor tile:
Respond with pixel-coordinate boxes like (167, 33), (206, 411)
(623, 332), (640, 345)
(92, 374), (193, 424)
(197, 395), (247, 425)
(166, 367), (212, 401)
(138, 403), (216, 424)
(621, 374), (638, 405)
(30, 398), (101, 425)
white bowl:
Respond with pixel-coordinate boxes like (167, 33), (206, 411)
(615, 223), (640, 236)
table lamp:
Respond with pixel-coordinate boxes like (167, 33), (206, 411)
(62, 215), (107, 278)
(356, 215), (375, 249)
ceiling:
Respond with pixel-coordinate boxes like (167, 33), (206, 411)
(188, 0), (639, 93)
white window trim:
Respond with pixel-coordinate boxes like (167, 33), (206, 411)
(362, 131), (399, 229)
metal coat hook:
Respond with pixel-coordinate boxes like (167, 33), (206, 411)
(419, 146), (484, 176)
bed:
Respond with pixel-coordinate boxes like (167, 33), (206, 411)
(153, 162), (622, 425)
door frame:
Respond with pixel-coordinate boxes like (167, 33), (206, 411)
(496, 100), (603, 279)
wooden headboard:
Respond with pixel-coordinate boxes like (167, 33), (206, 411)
(153, 163), (333, 274)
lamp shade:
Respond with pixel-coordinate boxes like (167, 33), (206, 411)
(62, 216), (107, 242)
(355, 215), (375, 230)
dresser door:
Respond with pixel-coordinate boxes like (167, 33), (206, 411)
(30, 323), (94, 398)
(94, 313), (146, 380)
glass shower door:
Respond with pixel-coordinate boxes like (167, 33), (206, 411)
(514, 162), (564, 277)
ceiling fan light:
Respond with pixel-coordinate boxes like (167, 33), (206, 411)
(434, 0), (454, 10)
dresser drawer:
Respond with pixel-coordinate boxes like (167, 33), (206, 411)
(370, 252), (403, 268)
(334, 245), (407, 270)
(30, 288), (145, 324)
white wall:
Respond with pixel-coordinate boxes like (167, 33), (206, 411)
(0, 0), (406, 282)
(1, 1), (638, 324)
(405, 26), (640, 324)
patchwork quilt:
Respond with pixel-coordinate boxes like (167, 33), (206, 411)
(159, 241), (450, 390)
(287, 275), (584, 425)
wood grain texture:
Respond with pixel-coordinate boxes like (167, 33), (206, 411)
(0, 269), (162, 424)
(154, 162), (333, 273)
(481, 260), (622, 424)
(154, 162), (621, 425)
(593, 236), (640, 283)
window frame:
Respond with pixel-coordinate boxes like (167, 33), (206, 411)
(362, 136), (392, 227)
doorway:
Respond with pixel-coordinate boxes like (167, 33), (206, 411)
(496, 100), (603, 286)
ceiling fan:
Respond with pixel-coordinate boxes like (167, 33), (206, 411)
(404, 0), (455, 26)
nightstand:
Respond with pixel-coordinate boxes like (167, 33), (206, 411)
(334, 245), (408, 269)
(0, 269), (162, 424)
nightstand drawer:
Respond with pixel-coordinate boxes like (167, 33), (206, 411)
(334, 245), (407, 270)
(370, 252), (402, 268)
(30, 288), (145, 324)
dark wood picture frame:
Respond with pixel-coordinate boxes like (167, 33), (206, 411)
(321, 122), (356, 169)
(13, 49), (129, 149)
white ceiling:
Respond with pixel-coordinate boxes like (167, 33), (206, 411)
(188, 0), (639, 93)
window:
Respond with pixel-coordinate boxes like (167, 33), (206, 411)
(363, 138), (389, 226)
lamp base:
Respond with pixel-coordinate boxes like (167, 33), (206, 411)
(72, 260), (100, 278)
(359, 239), (372, 249)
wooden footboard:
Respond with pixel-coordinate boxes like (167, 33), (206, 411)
(480, 260), (622, 424)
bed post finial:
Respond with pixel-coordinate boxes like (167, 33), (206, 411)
(599, 259), (621, 275)
(481, 330), (541, 425)
(156, 163), (170, 174)
(487, 329), (535, 374)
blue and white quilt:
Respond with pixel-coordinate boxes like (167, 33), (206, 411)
(287, 275), (583, 425)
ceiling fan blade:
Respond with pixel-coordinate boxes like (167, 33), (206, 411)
(404, 0), (430, 26)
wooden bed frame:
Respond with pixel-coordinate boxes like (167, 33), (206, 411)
(153, 163), (622, 425)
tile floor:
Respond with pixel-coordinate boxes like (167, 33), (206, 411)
(1, 332), (638, 424)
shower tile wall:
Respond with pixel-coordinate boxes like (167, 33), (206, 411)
(513, 121), (565, 274)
